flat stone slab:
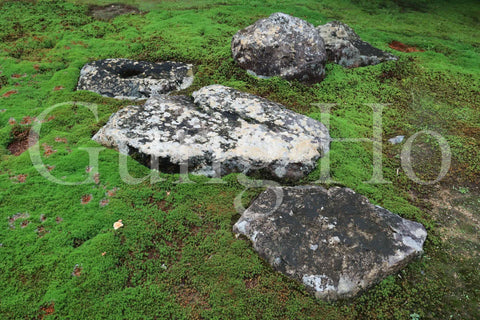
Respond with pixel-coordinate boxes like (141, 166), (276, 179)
(233, 186), (427, 300)
(77, 58), (194, 100)
(92, 85), (330, 181)
(231, 12), (327, 82)
(316, 21), (397, 68)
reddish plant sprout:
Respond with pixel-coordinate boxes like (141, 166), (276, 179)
(2, 90), (18, 98)
(81, 194), (92, 205)
(55, 137), (67, 143)
(99, 198), (109, 207)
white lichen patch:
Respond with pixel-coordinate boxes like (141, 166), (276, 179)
(94, 85), (330, 181)
(302, 274), (336, 293)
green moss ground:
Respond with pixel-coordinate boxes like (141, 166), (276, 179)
(0, 0), (479, 318)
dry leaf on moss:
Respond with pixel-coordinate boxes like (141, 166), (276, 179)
(113, 219), (123, 230)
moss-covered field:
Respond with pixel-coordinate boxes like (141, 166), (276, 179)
(0, 0), (479, 318)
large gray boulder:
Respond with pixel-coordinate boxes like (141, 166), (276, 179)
(93, 85), (330, 181)
(77, 58), (194, 100)
(231, 12), (327, 82)
(316, 21), (397, 68)
(233, 186), (427, 300)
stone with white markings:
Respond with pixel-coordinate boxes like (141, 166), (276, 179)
(233, 186), (427, 300)
(93, 85), (330, 181)
(231, 12), (327, 82)
(316, 21), (398, 68)
(77, 58), (194, 100)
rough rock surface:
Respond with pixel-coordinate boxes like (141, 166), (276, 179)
(77, 58), (194, 100)
(93, 85), (330, 181)
(316, 21), (397, 68)
(233, 186), (427, 300)
(231, 12), (327, 82)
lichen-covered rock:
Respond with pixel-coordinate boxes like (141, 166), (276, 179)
(92, 85), (330, 181)
(77, 58), (194, 100)
(233, 186), (427, 300)
(231, 12), (327, 82)
(316, 21), (397, 68)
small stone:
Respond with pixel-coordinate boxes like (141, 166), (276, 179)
(388, 135), (405, 144)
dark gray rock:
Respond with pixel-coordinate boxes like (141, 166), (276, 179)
(77, 58), (194, 100)
(93, 85), (330, 181)
(316, 21), (398, 68)
(233, 186), (427, 300)
(231, 12), (327, 82)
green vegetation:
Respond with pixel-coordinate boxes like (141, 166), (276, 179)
(0, 0), (479, 318)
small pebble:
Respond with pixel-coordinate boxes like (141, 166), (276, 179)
(388, 135), (405, 144)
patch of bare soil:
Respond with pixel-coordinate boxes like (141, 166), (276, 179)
(425, 185), (480, 317)
(88, 3), (141, 21)
(389, 41), (424, 53)
(429, 187), (480, 254)
(7, 127), (37, 156)
(175, 284), (210, 319)
(38, 302), (55, 320)
(244, 275), (260, 289)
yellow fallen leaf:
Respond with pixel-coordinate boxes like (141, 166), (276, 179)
(113, 219), (123, 230)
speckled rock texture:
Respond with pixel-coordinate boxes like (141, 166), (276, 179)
(231, 12), (327, 82)
(92, 85), (330, 181)
(77, 58), (194, 100)
(233, 186), (427, 300)
(316, 21), (398, 68)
